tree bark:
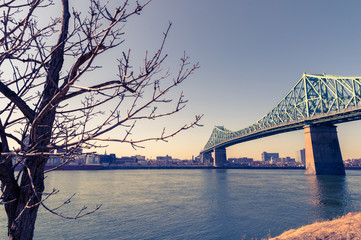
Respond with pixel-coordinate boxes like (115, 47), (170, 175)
(8, 158), (46, 240)
(0, 158), (19, 237)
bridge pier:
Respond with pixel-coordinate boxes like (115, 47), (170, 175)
(213, 147), (228, 167)
(304, 124), (345, 175)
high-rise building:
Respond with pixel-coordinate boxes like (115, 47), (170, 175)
(296, 148), (306, 165)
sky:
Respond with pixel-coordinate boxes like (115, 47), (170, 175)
(105, 0), (361, 160)
(5, 0), (361, 160)
(87, 0), (361, 160)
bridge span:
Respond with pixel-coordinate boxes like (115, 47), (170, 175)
(201, 73), (361, 175)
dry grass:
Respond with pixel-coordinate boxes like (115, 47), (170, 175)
(269, 212), (361, 240)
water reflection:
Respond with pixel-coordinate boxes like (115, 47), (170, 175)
(203, 169), (229, 209)
(213, 169), (229, 208)
(307, 175), (354, 220)
(200, 169), (233, 237)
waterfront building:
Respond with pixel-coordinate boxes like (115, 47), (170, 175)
(200, 154), (213, 165)
(270, 158), (281, 165)
(156, 155), (173, 165)
(280, 157), (296, 166)
(349, 159), (361, 166)
(85, 154), (100, 165)
(132, 155), (146, 161)
(98, 154), (116, 165)
(228, 157), (254, 165)
(116, 156), (137, 165)
(156, 155), (172, 161)
(194, 155), (202, 163)
(261, 152), (279, 161)
(253, 160), (270, 166)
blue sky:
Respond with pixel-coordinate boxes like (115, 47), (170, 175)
(50, 1), (361, 160)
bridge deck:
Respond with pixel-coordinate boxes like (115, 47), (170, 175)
(201, 106), (361, 153)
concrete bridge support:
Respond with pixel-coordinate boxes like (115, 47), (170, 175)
(304, 125), (345, 175)
(213, 147), (228, 167)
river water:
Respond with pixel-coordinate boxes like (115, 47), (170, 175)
(1, 169), (361, 239)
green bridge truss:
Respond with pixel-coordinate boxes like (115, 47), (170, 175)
(203, 73), (361, 152)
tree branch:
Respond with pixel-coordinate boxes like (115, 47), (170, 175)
(0, 81), (35, 121)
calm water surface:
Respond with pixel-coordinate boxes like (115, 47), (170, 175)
(1, 169), (361, 239)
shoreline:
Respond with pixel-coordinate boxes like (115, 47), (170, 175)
(42, 165), (361, 171)
(43, 165), (306, 171)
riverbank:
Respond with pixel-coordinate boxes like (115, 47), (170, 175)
(43, 165), (361, 171)
(103, 165), (306, 170)
(269, 212), (361, 240)
(43, 165), (306, 170)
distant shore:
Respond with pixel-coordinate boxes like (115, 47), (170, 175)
(41, 165), (361, 171)
(42, 165), (306, 171)
(103, 165), (306, 170)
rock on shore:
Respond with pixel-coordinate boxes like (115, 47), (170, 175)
(270, 212), (361, 240)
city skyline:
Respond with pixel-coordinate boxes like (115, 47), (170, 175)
(26, 1), (361, 160)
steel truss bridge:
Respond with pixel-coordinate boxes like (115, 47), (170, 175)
(202, 73), (361, 156)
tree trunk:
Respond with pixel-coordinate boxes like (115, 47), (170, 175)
(0, 160), (19, 237)
(6, 1), (70, 238)
(8, 158), (46, 240)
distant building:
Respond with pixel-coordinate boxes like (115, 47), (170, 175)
(132, 155), (146, 161)
(194, 155), (202, 163)
(116, 156), (137, 164)
(156, 155), (172, 165)
(200, 153), (213, 165)
(349, 159), (361, 166)
(296, 148), (306, 165)
(280, 157), (296, 166)
(228, 157), (253, 165)
(85, 154), (100, 165)
(270, 158), (281, 165)
(98, 154), (116, 165)
(47, 148), (85, 166)
(156, 155), (172, 161)
(261, 152), (279, 161)
(56, 148), (83, 155)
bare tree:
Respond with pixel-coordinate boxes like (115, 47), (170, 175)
(0, 0), (201, 239)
